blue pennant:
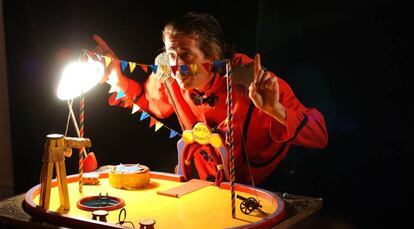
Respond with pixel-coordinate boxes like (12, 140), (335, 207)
(169, 130), (178, 138)
(213, 60), (222, 70)
(115, 90), (126, 100)
(140, 112), (150, 121)
(150, 64), (158, 74)
(180, 65), (188, 75)
(121, 60), (128, 72)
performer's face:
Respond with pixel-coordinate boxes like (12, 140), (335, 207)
(164, 34), (214, 91)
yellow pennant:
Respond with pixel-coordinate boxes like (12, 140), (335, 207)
(104, 56), (112, 67)
(129, 62), (136, 73)
(190, 64), (198, 73)
(155, 122), (163, 132)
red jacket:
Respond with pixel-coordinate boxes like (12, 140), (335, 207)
(108, 53), (328, 184)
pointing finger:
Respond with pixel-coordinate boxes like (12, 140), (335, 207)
(253, 53), (261, 83)
(93, 34), (117, 58)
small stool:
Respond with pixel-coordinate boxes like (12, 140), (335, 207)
(139, 218), (156, 229)
(92, 210), (109, 222)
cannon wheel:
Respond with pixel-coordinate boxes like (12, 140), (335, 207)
(240, 197), (257, 215)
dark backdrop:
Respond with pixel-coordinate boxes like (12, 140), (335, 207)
(3, 0), (408, 228)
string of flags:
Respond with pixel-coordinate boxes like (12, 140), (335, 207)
(82, 50), (228, 77)
(108, 82), (180, 140)
(81, 50), (230, 139)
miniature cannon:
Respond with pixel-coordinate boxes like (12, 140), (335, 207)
(236, 194), (265, 215)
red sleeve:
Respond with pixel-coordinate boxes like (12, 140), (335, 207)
(232, 53), (328, 148)
(137, 75), (174, 118)
(269, 78), (328, 148)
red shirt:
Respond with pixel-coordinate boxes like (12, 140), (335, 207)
(109, 53), (328, 184)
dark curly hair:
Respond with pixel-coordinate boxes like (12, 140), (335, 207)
(162, 12), (234, 60)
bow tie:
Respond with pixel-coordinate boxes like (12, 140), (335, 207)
(190, 92), (218, 107)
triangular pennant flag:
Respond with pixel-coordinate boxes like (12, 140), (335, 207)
(155, 121), (163, 132)
(202, 63), (211, 72)
(149, 117), (157, 128)
(115, 90), (126, 100)
(107, 70), (120, 93)
(213, 60), (222, 70)
(190, 64), (198, 74)
(131, 104), (140, 114)
(180, 65), (188, 75)
(171, 65), (178, 75)
(104, 56), (112, 67)
(169, 130), (178, 138)
(121, 60), (128, 72)
(140, 112), (149, 121)
(129, 62), (136, 73)
(150, 64), (158, 74)
(140, 64), (148, 73)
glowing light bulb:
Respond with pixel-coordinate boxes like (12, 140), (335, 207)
(57, 59), (104, 100)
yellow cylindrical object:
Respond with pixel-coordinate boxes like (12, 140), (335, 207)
(108, 164), (150, 189)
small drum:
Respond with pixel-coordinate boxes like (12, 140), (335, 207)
(108, 164), (150, 189)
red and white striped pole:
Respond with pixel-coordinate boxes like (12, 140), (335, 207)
(225, 60), (236, 218)
(78, 91), (84, 193)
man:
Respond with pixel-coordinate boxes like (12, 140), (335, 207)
(94, 12), (328, 185)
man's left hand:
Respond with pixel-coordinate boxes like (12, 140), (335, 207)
(248, 53), (286, 126)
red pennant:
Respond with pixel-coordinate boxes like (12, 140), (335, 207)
(202, 63), (211, 72)
(149, 117), (157, 127)
(171, 65), (178, 75)
(140, 64), (148, 73)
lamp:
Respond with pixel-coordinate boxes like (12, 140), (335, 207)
(56, 58), (103, 192)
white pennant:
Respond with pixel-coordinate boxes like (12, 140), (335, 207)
(131, 104), (140, 114)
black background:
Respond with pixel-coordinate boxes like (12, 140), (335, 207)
(3, 0), (408, 228)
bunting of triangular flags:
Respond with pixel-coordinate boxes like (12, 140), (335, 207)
(84, 50), (228, 78)
(80, 50), (231, 140)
